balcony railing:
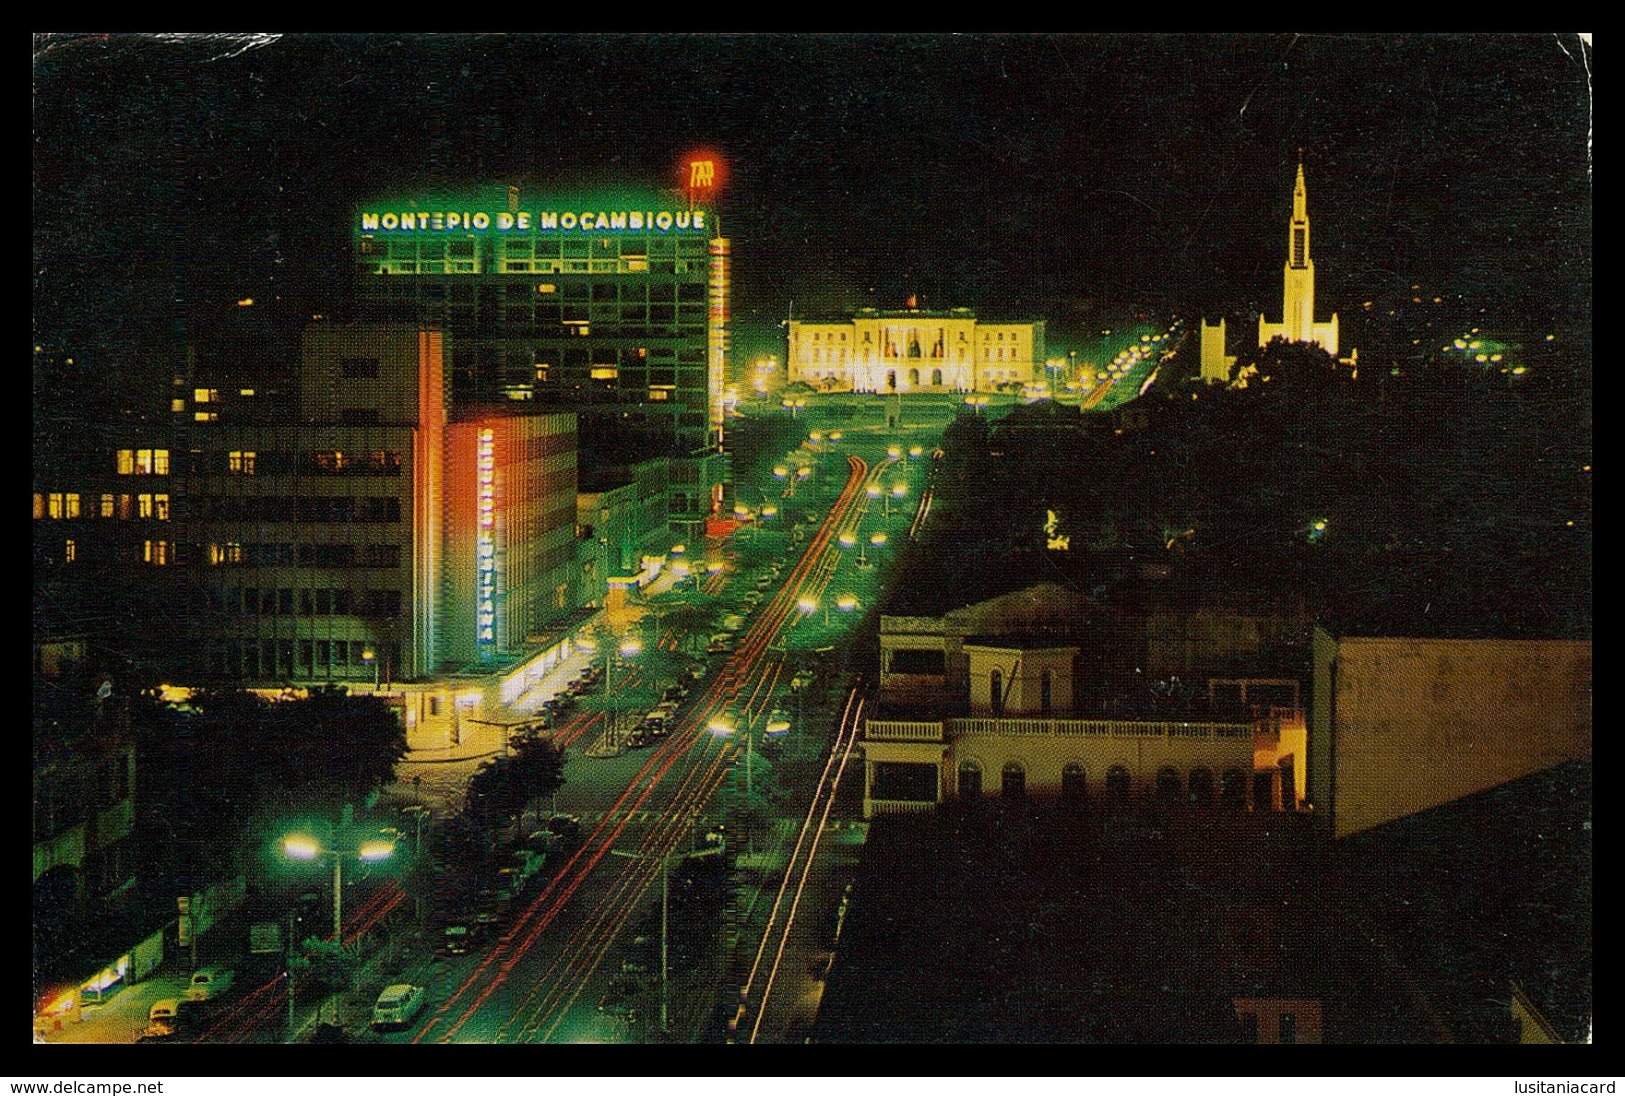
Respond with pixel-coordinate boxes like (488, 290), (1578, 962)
(868, 798), (938, 815)
(950, 717), (1254, 739)
(864, 720), (945, 741)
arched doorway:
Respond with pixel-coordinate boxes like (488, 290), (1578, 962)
(931, 367), (943, 386)
(1156, 766), (1182, 807)
(1106, 765), (1131, 807)
(908, 367), (920, 387)
(886, 369), (897, 390)
(1001, 761), (1026, 800)
(958, 760), (982, 800)
(1061, 763), (1087, 804)
(1188, 767), (1215, 807)
(1221, 768), (1248, 808)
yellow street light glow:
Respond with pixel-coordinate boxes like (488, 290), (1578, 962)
(797, 467), (811, 479)
(838, 532), (856, 548)
(762, 504), (778, 518)
(869, 532), (887, 546)
(909, 445), (922, 457)
(837, 593), (858, 611)
(707, 716), (736, 737)
(887, 445), (901, 458)
(357, 839), (395, 862)
(283, 835), (321, 860)
(892, 484), (908, 497)
(706, 561), (725, 575)
(671, 543), (686, 555)
(619, 639), (643, 658)
(867, 485), (882, 499)
(797, 596), (818, 614)
(809, 431), (823, 442)
(773, 465), (788, 478)
(829, 430), (843, 441)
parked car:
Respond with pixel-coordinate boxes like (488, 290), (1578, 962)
(185, 967), (235, 1002)
(546, 814), (582, 840)
(371, 984), (427, 1030)
(143, 999), (180, 1039)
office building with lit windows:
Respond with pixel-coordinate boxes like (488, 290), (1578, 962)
(351, 190), (730, 533)
(32, 324), (581, 686)
(787, 305), (1045, 394)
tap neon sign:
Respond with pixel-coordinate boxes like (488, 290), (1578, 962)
(477, 428), (497, 659)
(359, 209), (707, 234)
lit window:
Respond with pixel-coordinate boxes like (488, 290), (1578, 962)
(100, 494), (114, 518)
(144, 540), (170, 566)
(590, 366), (619, 380)
(116, 449), (134, 475)
(210, 542), (244, 565)
(154, 494), (170, 521)
(171, 398), (186, 413)
(64, 493), (80, 519)
(135, 450), (155, 475)
(33, 493), (44, 519)
(48, 493), (63, 519)
(239, 388), (255, 397)
(229, 451), (257, 475)
(194, 388), (218, 403)
(154, 450), (169, 475)
(64, 539), (76, 564)
(118, 494), (132, 520)
(138, 494), (154, 519)
(194, 411), (218, 422)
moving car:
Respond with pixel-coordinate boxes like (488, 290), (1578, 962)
(371, 984), (427, 1030)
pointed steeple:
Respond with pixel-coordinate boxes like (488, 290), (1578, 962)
(1293, 151), (1308, 221)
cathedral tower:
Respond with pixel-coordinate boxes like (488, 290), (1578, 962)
(1258, 158), (1339, 355)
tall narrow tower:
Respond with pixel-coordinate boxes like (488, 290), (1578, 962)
(1259, 157), (1339, 355)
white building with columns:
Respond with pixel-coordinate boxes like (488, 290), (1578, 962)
(787, 303), (1045, 394)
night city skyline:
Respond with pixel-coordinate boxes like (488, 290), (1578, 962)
(33, 32), (1590, 1060)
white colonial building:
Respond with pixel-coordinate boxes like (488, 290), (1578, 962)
(787, 304), (1045, 394)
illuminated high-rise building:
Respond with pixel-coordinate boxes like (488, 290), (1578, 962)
(1257, 160), (1339, 355)
(32, 324), (582, 685)
(351, 190), (729, 534)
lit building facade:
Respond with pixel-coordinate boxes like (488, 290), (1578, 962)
(351, 191), (729, 534)
(787, 306), (1045, 394)
(32, 324), (582, 686)
(860, 583), (1305, 818)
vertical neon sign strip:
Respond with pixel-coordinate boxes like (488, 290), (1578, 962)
(708, 237), (731, 443)
(476, 428), (497, 661)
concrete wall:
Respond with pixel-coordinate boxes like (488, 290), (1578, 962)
(1311, 628), (1591, 838)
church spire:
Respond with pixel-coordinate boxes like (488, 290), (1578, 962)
(1293, 152), (1307, 222)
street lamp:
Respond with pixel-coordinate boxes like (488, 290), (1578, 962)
(605, 637), (642, 751)
(888, 482), (908, 518)
(361, 648), (378, 692)
(607, 815), (720, 1036)
(281, 805), (395, 1024)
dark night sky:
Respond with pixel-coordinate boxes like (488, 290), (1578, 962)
(34, 33), (1592, 366)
